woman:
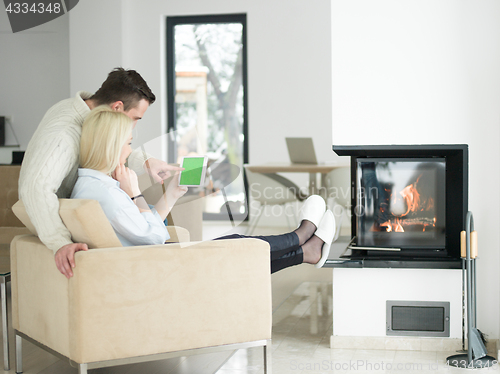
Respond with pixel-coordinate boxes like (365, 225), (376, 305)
(71, 106), (335, 273)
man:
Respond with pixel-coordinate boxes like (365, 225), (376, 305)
(19, 68), (181, 278)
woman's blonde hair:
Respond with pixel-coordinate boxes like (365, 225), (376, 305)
(80, 106), (132, 175)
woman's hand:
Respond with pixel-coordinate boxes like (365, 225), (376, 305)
(165, 173), (188, 202)
(112, 164), (141, 198)
(154, 173), (188, 220)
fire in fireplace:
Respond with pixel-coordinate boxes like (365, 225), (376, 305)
(357, 158), (446, 249)
(333, 145), (468, 261)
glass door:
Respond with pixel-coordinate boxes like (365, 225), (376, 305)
(167, 14), (248, 220)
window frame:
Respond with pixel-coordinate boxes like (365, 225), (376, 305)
(166, 13), (249, 221)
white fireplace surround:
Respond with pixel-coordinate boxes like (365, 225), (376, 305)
(332, 268), (463, 346)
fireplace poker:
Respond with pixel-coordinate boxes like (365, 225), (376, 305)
(460, 257), (466, 353)
(447, 212), (495, 369)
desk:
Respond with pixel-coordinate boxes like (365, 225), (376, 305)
(244, 163), (348, 196)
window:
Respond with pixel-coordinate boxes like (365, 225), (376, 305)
(166, 14), (248, 220)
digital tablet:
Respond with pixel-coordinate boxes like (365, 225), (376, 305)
(178, 156), (208, 187)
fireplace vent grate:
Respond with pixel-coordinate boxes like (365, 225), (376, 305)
(386, 301), (450, 337)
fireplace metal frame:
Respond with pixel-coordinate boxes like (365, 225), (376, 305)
(333, 144), (468, 260)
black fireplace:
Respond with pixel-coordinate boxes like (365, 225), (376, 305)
(332, 144), (467, 267)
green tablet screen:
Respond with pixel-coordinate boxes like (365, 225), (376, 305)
(179, 157), (205, 185)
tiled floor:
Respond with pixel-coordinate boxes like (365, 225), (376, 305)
(216, 279), (498, 374)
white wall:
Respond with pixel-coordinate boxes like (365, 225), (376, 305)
(68, 0), (333, 186)
(331, 0), (500, 338)
(68, 0), (333, 228)
(68, 0), (124, 95)
(0, 10), (69, 150)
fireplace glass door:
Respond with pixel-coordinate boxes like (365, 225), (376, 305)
(356, 158), (446, 249)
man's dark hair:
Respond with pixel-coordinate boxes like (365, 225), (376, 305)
(90, 68), (156, 110)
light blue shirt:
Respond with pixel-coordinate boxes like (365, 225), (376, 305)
(71, 168), (170, 246)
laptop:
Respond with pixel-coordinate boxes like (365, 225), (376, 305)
(285, 137), (318, 164)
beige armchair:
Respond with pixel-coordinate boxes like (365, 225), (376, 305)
(11, 199), (272, 374)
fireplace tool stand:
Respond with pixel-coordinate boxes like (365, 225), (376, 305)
(447, 212), (495, 369)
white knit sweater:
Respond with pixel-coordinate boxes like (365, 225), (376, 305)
(19, 92), (148, 254)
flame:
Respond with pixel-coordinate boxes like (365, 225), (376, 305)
(399, 175), (421, 217)
(380, 218), (405, 233)
(394, 219), (404, 232)
(380, 221), (392, 232)
(374, 174), (437, 233)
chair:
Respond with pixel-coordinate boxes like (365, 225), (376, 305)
(0, 165), (31, 370)
(323, 167), (351, 241)
(11, 199), (272, 374)
(244, 167), (307, 234)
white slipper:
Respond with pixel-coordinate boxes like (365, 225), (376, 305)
(314, 210), (336, 268)
(298, 195), (326, 229)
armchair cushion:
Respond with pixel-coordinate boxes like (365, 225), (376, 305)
(13, 199), (122, 249)
(12, 199), (190, 247)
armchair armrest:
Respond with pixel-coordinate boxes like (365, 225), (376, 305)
(166, 225), (190, 243)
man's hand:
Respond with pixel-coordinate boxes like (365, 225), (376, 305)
(55, 243), (88, 279)
(144, 158), (183, 184)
